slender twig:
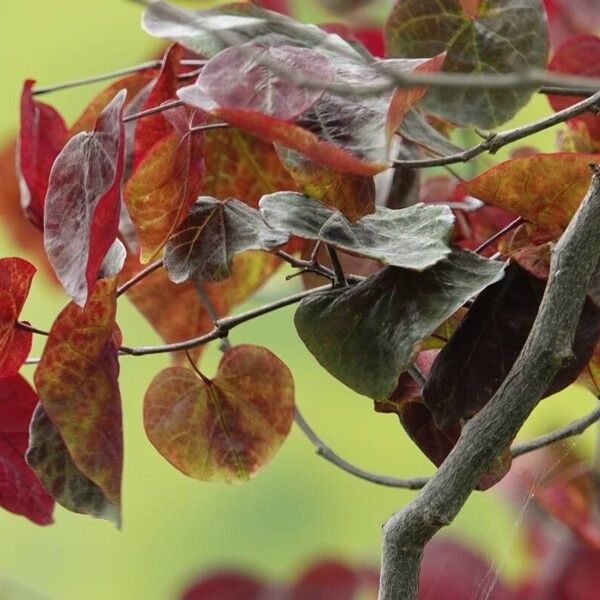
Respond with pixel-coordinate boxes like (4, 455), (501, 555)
(326, 245), (348, 287)
(442, 165), (465, 182)
(123, 99), (184, 123)
(120, 285), (332, 356)
(116, 259), (164, 297)
(378, 167), (600, 599)
(393, 89), (600, 169)
(539, 86), (596, 97)
(195, 283), (232, 352)
(16, 322), (49, 336)
(475, 217), (525, 255)
(24, 357), (41, 365)
(188, 122), (231, 135)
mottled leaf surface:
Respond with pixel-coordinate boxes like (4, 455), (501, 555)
(460, 153), (600, 239)
(386, 0), (548, 128)
(164, 197), (288, 284)
(0, 258), (36, 377)
(144, 345), (294, 482)
(260, 192), (454, 270)
(424, 264), (600, 428)
(33, 278), (122, 519)
(44, 91), (126, 305)
(399, 109), (463, 158)
(17, 80), (67, 229)
(295, 250), (505, 400)
(125, 106), (206, 263)
(26, 404), (119, 524)
(0, 376), (54, 525)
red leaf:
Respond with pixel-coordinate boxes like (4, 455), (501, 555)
(44, 91), (126, 305)
(125, 106), (206, 263)
(0, 375), (54, 525)
(543, 0), (600, 47)
(459, 0), (482, 19)
(34, 277), (122, 520)
(181, 572), (267, 600)
(17, 80), (67, 230)
(133, 44), (183, 168)
(548, 36), (600, 141)
(0, 257), (36, 377)
(291, 560), (365, 600)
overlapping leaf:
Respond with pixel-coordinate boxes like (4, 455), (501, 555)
(460, 153), (600, 240)
(423, 264), (600, 429)
(44, 91), (126, 305)
(0, 375), (54, 525)
(125, 106), (206, 263)
(164, 197), (288, 284)
(144, 344), (294, 482)
(386, 0), (548, 128)
(17, 80), (67, 229)
(398, 109), (463, 158)
(498, 224), (552, 279)
(260, 192), (454, 270)
(33, 277), (122, 523)
(0, 258), (36, 377)
(295, 250), (505, 400)
(26, 404), (119, 524)
(548, 35), (600, 141)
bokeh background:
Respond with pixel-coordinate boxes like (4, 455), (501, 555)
(0, 2), (597, 599)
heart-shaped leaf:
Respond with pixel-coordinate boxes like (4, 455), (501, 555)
(44, 91), (126, 306)
(33, 277), (122, 522)
(261, 192), (454, 270)
(164, 197), (288, 284)
(0, 376), (54, 525)
(386, 0), (549, 128)
(295, 250), (505, 400)
(144, 344), (294, 482)
(0, 258), (36, 377)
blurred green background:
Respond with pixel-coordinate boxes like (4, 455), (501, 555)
(0, 2), (597, 599)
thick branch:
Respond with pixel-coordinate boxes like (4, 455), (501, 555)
(378, 167), (600, 600)
(394, 90), (600, 169)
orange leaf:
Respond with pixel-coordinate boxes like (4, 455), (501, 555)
(34, 277), (122, 521)
(460, 153), (600, 238)
(144, 344), (294, 482)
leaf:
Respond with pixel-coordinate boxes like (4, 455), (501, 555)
(260, 192), (454, 270)
(459, 0), (483, 18)
(132, 44), (184, 168)
(17, 80), (67, 230)
(459, 153), (600, 239)
(198, 42), (333, 120)
(144, 344), (294, 482)
(544, 0), (600, 48)
(26, 404), (119, 524)
(121, 250), (281, 363)
(181, 572), (267, 600)
(579, 338), (600, 395)
(142, 0), (361, 59)
(44, 91), (126, 306)
(202, 126), (298, 208)
(274, 147), (376, 221)
(385, 0), (549, 128)
(164, 197), (288, 284)
(498, 224), (553, 279)
(125, 105), (206, 263)
(0, 258), (36, 377)
(0, 376), (54, 525)
(33, 277), (122, 522)
(423, 264), (600, 428)
(548, 35), (600, 141)
(399, 109), (463, 158)
(295, 250), (505, 400)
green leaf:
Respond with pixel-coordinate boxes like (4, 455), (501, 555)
(385, 0), (549, 128)
(26, 404), (120, 525)
(260, 192), (454, 270)
(294, 250), (505, 400)
(164, 197), (288, 284)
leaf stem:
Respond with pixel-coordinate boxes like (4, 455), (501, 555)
(116, 259), (164, 297)
(475, 217), (525, 255)
(326, 245), (348, 287)
(16, 322), (49, 336)
(123, 99), (184, 123)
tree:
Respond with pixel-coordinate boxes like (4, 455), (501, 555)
(2, 0), (600, 598)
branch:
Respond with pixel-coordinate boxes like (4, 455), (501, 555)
(326, 245), (347, 287)
(378, 166), (600, 599)
(393, 89), (600, 169)
(119, 284), (332, 356)
(116, 259), (163, 297)
(275, 249), (364, 284)
(475, 217), (525, 255)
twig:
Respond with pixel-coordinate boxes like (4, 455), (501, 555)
(276, 249), (364, 283)
(326, 245), (348, 287)
(393, 89), (600, 169)
(120, 284), (332, 356)
(195, 283), (232, 352)
(475, 217), (525, 255)
(188, 122), (231, 135)
(378, 166), (600, 599)
(16, 322), (49, 336)
(116, 259), (164, 297)
(123, 99), (184, 123)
